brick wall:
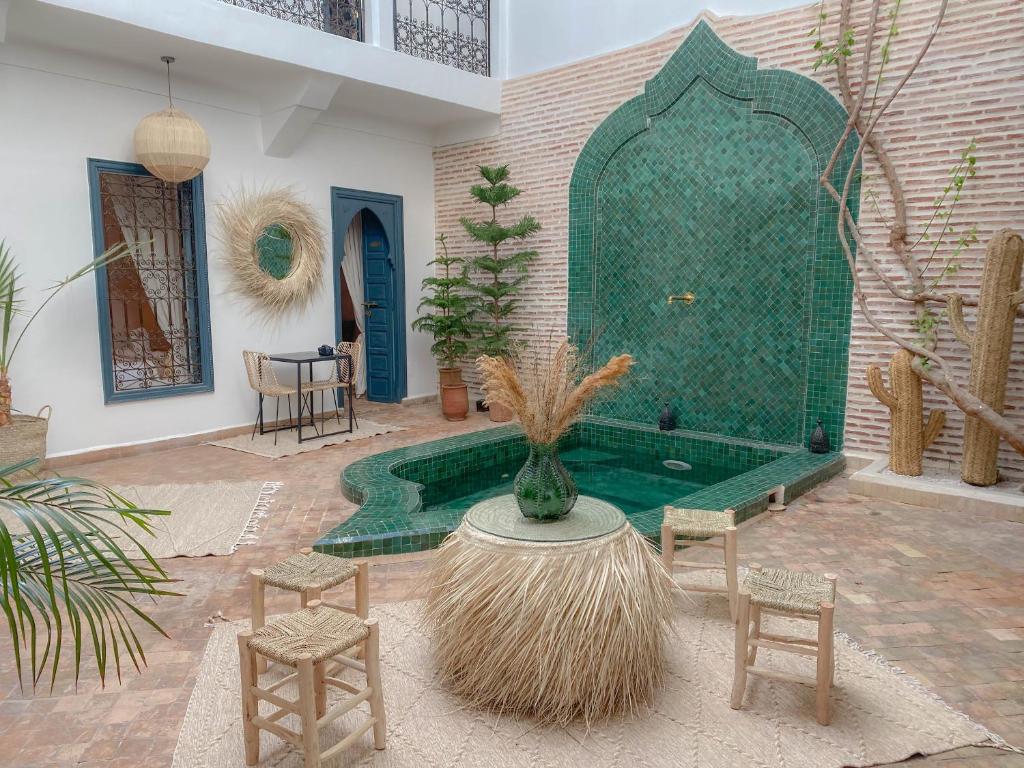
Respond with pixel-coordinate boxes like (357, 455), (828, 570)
(433, 0), (1024, 481)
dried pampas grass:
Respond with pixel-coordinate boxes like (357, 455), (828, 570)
(424, 524), (674, 725)
(477, 339), (633, 444)
(217, 186), (325, 318)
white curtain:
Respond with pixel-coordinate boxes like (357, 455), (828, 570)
(342, 214), (367, 395)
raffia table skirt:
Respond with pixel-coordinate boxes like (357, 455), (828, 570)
(424, 494), (674, 725)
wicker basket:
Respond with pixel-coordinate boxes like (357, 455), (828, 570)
(0, 406), (51, 477)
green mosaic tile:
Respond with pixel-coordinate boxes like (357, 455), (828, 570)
(568, 20), (859, 451)
(314, 417), (842, 558)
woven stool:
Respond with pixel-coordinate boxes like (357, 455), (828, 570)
(251, 548), (368, 674)
(237, 601), (386, 767)
(661, 507), (738, 621)
(731, 565), (837, 725)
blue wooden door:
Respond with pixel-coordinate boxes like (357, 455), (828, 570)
(361, 211), (395, 402)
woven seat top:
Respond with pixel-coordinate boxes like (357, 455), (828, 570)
(743, 567), (836, 615)
(664, 507), (733, 537)
(301, 378), (340, 391)
(260, 383), (296, 397)
(248, 605), (369, 665)
(263, 551), (359, 592)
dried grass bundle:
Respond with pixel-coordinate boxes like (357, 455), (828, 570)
(424, 525), (674, 725)
(217, 186), (324, 318)
(477, 339), (633, 444)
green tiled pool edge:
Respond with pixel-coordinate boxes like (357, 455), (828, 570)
(314, 418), (845, 558)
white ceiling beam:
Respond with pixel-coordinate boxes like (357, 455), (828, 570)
(260, 72), (341, 158)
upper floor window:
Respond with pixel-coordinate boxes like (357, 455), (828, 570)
(87, 159), (214, 403)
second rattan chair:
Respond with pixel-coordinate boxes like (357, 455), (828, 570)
(301, 340), (362, 430)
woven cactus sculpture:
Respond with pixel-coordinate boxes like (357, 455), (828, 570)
(867, 349), (945, 476)
(947, 229), (1024, 486)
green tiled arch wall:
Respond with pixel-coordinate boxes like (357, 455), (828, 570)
(568, 21), (860, 449)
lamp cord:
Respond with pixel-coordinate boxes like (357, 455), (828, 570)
(166, 59), (173, 107)
(161, 55), (175, 108)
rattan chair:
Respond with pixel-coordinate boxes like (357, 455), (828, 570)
(301, 340), (362, 429)
(237, 600), (386, 766)
(242, 350), (295, 445)
(661, 507), (738, 621)
(731, 565), (837, 725)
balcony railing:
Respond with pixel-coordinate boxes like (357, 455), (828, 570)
(220, 0), (364, 41)
(393, 0), (490, 76)
(219, 0), (491, 77)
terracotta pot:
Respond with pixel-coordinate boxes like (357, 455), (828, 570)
(441, 383), (469, 421)
(488, 401), (514, 423)
(439, 367), (463, 387)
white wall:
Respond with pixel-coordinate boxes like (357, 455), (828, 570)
(0, 45), (438, 456)
(504, 0), (812, 77)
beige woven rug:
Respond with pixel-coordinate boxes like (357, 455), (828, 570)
(172, 596), (1000, 768)
(208, 421), (403, 458)
(114, 480), (281, 559)
(1, 480), (280, 559)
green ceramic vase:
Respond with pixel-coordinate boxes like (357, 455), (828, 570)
(513, 442), (578, 521)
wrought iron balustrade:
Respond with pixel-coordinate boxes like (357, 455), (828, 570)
(393, 0), (490, 76)
(220, 0), (364, 41)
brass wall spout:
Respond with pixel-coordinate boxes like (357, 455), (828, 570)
(668, 292), (695, 305)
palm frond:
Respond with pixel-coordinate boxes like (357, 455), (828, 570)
(0, 462), (178, 691)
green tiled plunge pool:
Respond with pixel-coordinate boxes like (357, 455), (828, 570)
(314, 417), (844, 558)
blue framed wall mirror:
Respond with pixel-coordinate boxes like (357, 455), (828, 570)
(330, 187), (407, 404)
(86, 158), (214, 403)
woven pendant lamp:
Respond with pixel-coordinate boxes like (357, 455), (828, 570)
(134, 56), (210, 183)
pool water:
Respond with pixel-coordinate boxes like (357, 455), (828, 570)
(420, 445), (739, 522)
(322, 418), (844, 557)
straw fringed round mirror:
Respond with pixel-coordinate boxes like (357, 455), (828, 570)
(218, 187), (325, 317)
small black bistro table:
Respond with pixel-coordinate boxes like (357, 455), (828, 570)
(267, 351), (354, 444)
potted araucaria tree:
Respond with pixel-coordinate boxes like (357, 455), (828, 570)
(461, 164), (540, 422)
(412, 234), (475, 420)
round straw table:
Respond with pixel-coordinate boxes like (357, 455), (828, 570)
(424, 494), (674, 725)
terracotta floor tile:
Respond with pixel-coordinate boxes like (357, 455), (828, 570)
(0, 400), (1020, 766)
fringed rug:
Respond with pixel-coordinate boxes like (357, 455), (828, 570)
(0, 480), (281, 559)
(116, 480), (281, 558)
(208, 421), (403, 458)
(172, 596), (1003, 768)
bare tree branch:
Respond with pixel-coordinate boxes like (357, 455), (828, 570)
(820, 0), (1024, 456)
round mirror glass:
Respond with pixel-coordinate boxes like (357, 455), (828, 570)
(256, 224), (294, 280)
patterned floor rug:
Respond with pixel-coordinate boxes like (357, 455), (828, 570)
(208, 421), (403, 458)
(172, 595), (1001, 767)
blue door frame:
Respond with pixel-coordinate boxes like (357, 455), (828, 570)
(330, 187), (407, 403)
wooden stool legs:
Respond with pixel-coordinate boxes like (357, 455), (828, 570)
(365, 619), (387, 750)
(724, 526), (738, 622)
(238, 632), (261, 766)
(816, 601), (835, 725)
(661, 509), (739, 622)
(731, 572), (838, 726)
(237, 612), (387, 767)
(730, 590), (751, 710)
(249, 570), (268, 675)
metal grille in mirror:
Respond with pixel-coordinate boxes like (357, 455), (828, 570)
(393, 0), (490, 76)
(97, 172), (206, 393)
(220, 0), (364, 41)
